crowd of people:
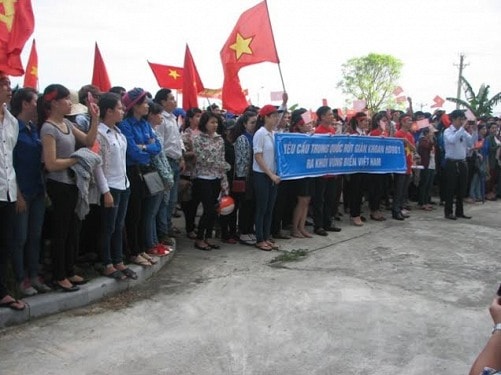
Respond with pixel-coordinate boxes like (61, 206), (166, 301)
(1, 74), (501, 315)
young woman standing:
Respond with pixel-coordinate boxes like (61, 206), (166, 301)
(39, 84), (99, 292)
(253, 105), (281, 251)
(192, 112), (230, 251)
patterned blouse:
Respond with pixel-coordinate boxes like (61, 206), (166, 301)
(234, 134), (252, 178)
(193, 132), (230, 187)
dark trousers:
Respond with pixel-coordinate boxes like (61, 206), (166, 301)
(347, 173), (365, 217)
(253, 172), (278, 243)
(46, 180), (79, 281)
(193, 178), (221, 240)
(236, 192), (255, 235)
(444, 159), (468, 216)
(367, 174), (384, 212)
(101, 188), (130, 266)
(125, 167), (145, 257)
(418, 169), (435, 206)
(393, 174), (410, 214)
(271, 180), (293, 234)
(313, 177), (337, 230)
(220, 192), (238, 240)
(0, 201), (16, 298)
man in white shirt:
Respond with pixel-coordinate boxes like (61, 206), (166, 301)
(153, 89), (185, 240)
(443, 109), (477, 220)
(0, 72), (26, 311)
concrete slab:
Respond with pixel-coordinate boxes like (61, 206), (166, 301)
(0, 201), (498, 375)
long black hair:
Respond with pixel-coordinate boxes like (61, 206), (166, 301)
(37, 84), (70, 127)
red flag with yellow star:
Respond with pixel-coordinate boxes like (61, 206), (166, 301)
(220, 1), (279, 113)
(0, 0), (35, 76)
(23, 38), (37, 88)
(148, 61), (183, 90)
(182, 44), (204, 110)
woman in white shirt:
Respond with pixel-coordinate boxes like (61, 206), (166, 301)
(95, 93), (136, 280)
(252, 105), (281, 251)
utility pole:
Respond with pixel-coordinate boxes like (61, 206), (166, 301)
(454, 53), (469, 109)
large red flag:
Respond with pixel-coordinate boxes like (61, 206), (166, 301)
(92, 42), (111, 92)
(23, 38), (37, 88)
(0, 0), (34, 76)
(182, 44), (204, 110)
(220, 1), (279, 113)
(148, 61), (183, 90)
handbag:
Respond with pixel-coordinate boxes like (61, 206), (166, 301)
(232, 179), (246, 193)
(142, 170), (164, 195)
(231, 158), (246, 193)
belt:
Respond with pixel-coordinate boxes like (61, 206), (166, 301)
(446, 159), (465, 163)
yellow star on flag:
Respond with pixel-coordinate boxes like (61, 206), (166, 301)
(30, 66), (38, 76)
(168, 69), (181, 80)
(230, 33), (253, 60)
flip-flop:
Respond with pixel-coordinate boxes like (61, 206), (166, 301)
(266, 241), (280, 250)
(194, 242), (212, 251)
(206, 242), (220, 249)
(120, 268), (138, 280)
(255, 242), (272, 251)
(103, 270), (127, 281)
(0, 299), (26, 311)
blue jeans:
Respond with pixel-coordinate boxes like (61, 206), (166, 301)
(101, 188), (130, 266)
(253, 172), (278, 243)
(470, 173), (483, 200)
(11, 192), (46, 282)
(157, 158), (180, 236)
(143, 192), (163, 249)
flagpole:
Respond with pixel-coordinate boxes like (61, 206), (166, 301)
(264, 0), (286, 93)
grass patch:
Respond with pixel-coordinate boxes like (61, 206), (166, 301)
(270, 249), (308, 264)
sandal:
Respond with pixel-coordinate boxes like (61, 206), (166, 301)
(194, 241), (212, 251)
(104, 269), (127, 281)
(255, 242), (272, 251)
(186, 231), (197, 240)
(140, 252), (158, 264)
(131, 255), (152, 267)
(205, 241), (220, 249)
(266, 241), (279, 250)
(0, 298), (26, 311)
(120, 267), (138, 280)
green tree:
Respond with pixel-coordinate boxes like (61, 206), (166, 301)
(337, 53), (403, 113)
(446, 76), (501, 118)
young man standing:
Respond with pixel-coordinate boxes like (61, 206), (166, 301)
(443, 109), (477, 220)
(154, 89), (185, 241)
(0, 72), (25, 311)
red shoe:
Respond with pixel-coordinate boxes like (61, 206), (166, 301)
(156, 243), (172, 253)
(147, 245), (169, 257)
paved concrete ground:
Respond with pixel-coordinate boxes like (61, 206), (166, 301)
(0, 201), (499, 375)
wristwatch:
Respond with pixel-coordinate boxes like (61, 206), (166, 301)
(492, 323), (501, 334)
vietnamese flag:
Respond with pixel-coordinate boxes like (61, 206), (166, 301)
(0, 0), (35, 76)
(220, 1), (279, 113)
(92, 43), (111, 92)
(182, 44), (204, 110)
(23, 38), (37, 88)
(430, 95), (445, 108)
(148, 61), (183, 90)
(392, 86), (403, 96)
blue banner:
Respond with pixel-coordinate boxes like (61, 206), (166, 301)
(275, 133), (406, 180)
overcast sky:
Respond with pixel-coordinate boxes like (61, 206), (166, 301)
(14, 0), (501, 113)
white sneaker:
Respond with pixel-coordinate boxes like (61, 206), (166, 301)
(239, 234), (256, 245)
(18, 282), (38, 297)
(31, 277), (52, 293)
